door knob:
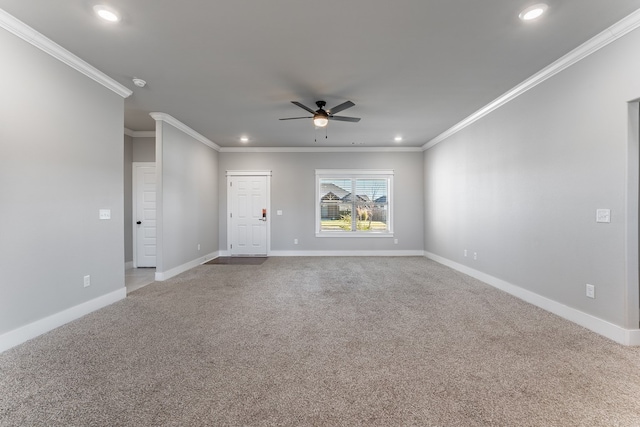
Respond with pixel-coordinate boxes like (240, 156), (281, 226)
(136, 221), (142, 225)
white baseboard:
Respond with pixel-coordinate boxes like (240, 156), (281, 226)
(627, 329), (640, 346)
(204, 251), (219, 263)
(155, 251), (219, 281)
(0, 287), (127, 354)
(269, 250), (425, 257)
(425, 252), (640, 346)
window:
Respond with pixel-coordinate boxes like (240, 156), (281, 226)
(315, 169), (393, 237)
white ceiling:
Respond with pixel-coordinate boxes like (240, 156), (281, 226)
(2, 1), (640, 148)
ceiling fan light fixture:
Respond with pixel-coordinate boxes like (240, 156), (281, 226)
(313, 114), (329, 128)
(519, 3), (548, 21)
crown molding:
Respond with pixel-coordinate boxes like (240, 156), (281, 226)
(149, 112), (220, 151)
(423, 8), (640, 151)
(219, 146), (423, 153)
(0, 9), (132, 98)
(132, 131), (156, 138)
(124, 128), (155, 138)
(124, 128), (156, 138)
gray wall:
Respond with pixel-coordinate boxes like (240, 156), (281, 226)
(424, 27), (640, 328)
(0, 29), (125, 335)
(133, 137), (156, 162)
(124, 136), (156, 264)
(157, 123), (218, 273)
(219, 151), (424, 252)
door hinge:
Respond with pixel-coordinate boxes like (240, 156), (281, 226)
(230, 244), (233, 249)
(230, 212), (233, 218)
(230, 182), (232, 187)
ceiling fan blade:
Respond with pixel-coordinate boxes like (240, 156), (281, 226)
(279, 116), (312, 120)
(291, 101), (317, 115)
(329, 116), (361, 122)
(327, 101), (355, 115)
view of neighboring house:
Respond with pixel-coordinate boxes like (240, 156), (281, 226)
(320, 181), (388, 227)
(320, 182), (351, 220)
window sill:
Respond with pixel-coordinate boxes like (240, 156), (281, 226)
(315, 232), (394, 238)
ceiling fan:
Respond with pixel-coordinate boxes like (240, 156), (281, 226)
(279, 100), (361, 127)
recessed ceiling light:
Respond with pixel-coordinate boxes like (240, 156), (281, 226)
(240, 136), (249, 143)
(519, 3), (548, 21)
(93, 5), (121, 23)
(394, 136), (403, 142)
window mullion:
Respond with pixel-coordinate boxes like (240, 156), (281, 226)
(351, 178), (357, 231)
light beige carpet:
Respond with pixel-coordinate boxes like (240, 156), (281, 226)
(1, 257), (639, 426)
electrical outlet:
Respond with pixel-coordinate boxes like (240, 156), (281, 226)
(586, 284), (595, 299)
(197, 244), (201, 251)
(83, 275), (91, 288)
(464, 249), (468, 257)
(294, 238), (298, 245)
(473, 252), (478, 260)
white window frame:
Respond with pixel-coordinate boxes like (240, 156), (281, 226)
(315, 169), (394, 238)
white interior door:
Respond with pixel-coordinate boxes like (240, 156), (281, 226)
(228, 174), (269, 256)
(134, 163), (156, 267)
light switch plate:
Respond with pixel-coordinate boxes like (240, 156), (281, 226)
(277, 210), (283, 216)
(99, 209), (111, 220)
(596, 209), (610, 223)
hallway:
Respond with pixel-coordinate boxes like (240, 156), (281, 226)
(125, 267), (155, 294)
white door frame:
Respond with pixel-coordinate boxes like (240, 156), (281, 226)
(226, 170), (271, 256)
(626, 101), (640, 331)
(133, 162), (156, 267)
